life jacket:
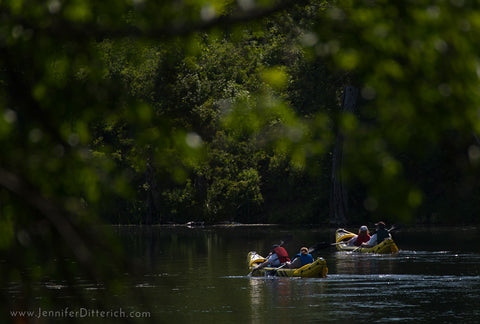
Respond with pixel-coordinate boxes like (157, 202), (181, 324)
(354, 234), (371, 246)
(296, 253), (314, 266)
(273, 246), (290, 263)
(376, 228), (389, 244)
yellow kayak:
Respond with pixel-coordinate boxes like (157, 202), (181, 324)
(247, 251), (328, 278)
(335, 228), (399, 254)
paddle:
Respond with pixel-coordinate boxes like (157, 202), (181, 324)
(275, 263), (289, 271)
(388, 224), (401, 233)
(307, 242), (331, 253)
(352, 245), (363, 252)
(305, 241), (346, 253)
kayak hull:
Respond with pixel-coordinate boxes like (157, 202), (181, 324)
(335, 228), (399, 253)
(247, 251), (328, 278)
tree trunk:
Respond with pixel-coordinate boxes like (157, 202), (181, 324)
(329, 86), (358, 225)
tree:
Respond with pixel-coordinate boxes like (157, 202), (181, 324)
(307, 1), (480, 224)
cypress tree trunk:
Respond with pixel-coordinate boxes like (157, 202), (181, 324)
(329, 86), (358, 225)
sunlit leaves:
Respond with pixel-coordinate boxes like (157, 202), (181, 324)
(407, 189), (423, 208)
(260, 67), (288, 90)
(336, 49), (359, 71)
(0, 109), (16, 139)
(64, 0), (92, 22)
(339, 112), (357, 133)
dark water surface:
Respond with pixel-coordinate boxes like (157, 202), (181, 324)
(114, 225), (480, 323)
(7, 226), (480, 323)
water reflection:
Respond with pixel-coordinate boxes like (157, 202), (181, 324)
(323, 273), (480, 322)
(333, 252), (399, 275)
(249, 278), (291, 324)
(248, 277), (329, 324)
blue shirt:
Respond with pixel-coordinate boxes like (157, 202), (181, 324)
(295, 253), (314, 266)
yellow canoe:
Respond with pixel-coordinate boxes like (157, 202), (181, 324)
(335, 228), (399, 254)
(247, 251), (328, 278)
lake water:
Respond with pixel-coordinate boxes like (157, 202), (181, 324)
(6, 225), (480, 323)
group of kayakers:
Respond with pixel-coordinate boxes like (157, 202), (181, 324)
(253, 245), (314, 272)
(252, 221), (391, 272)
(347, 221), (391, 247)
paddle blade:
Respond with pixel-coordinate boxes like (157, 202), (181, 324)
(308, 242), (331, 253)
(388, 224), (402, 233)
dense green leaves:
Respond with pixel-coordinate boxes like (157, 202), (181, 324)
(304, 1), (480, 223)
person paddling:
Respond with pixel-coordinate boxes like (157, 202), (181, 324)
(252, 244), (290, 272)
(287, 246), (314, 269)
(347, 225), (371, 246)
(361, 221), (391, 247)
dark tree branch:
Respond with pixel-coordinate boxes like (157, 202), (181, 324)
(2, 0), (319, 42)
(0, 167), (100, 279)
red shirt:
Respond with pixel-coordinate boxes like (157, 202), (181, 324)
(354, 234), (371, 246)
(273, 246), (290, 263)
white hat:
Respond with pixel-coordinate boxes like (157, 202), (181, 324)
(360, 225), (368, 231)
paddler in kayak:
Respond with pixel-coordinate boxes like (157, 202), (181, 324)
(347, 225), (371, 246)
(287, 246), (314, 269)
(361, 221), (391, 248)
(252, 244), (290, 272)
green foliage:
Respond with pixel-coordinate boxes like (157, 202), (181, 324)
(94, 14), (337, 225)
(205, 167), (264, 222)
(304, 1), (480, 224)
